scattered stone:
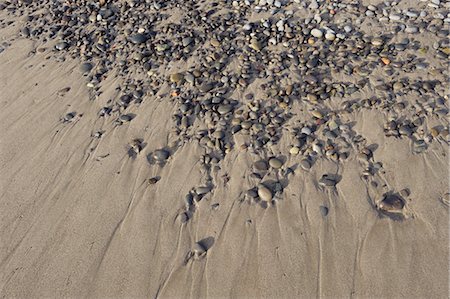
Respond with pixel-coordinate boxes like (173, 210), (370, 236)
(257, 185), (273, 202)
(268, 157), (283, 169)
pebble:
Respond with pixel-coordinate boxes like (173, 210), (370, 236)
(257, 185), (273, 202)
(153, 149), (170, 162)
(254, 160), (268, 171)
(268, 157), (283, 169)
(129, 33), (148, 44)
(79, 62), (93, 73)
(300, 159), (311, 170)
(320, 206), (329, 217)
(311, 28), (323, 38)
(379, 194), (405, 212)
(319, 174), (337, 187)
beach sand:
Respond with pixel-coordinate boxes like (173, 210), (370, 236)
(0, 1), (449, 298)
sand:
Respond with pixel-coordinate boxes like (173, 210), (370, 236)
(0, 2), (449, 299)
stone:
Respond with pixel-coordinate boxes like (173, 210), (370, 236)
(153, 149), (170, 161)
(268, 157), (283, 169)
(311, 28), (323, 38)
(257, 185), (272, 202)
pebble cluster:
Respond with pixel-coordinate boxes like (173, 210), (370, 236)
(1, 0), (449, 227)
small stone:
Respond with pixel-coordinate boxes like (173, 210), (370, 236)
(319, 174), (337, 187)
(250, 38), (263, 51)
(119, 114), (132, 123)
(325, 32), (336, 41)
(55, 42), (68, 51)
(311, 28), (323, 38)
(290, 147), (300, 155)
(320, 206), (329, 217)
(430, 127), (440, 137)
(381, 57), (391, 65)
(372, 37), (384, 46)
(79, 62), (93, 73)
(192, 242), (207, 258)
(148, 177), (160, 184)
(196, 186), (212, 195)
(300, 159), (311, 170)
(268, 157), (283, 169)
(182, 37), (193, 47)
(217, 104), (233, 115)
(153, 149), (170, 162)
(257, 185), (273, 202)
(379, 194), (405, 212)
(311, 110), (323, 119)
(170, 73), (184, 83)
(199, 82), (214, 92)
(129, 33), (148, 44)
(254, 160), (268, 171)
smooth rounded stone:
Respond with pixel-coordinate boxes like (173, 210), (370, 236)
(257, 185), (273, 202)
(399, 125), (413, 136)
(311, 28), (323, 38)
(254, 160), (268, 171)
(320, 206), (329, 217)
(170, 72), (184, 83)
(64, 112), (76, 121)
(79, 62), (93, 73)
(55, 41), (68, 50)
(217, 104), (233, 115)
(178, 212), (189, 224)
(290, 146), (300, 155)
(212, 130), (225, 139)
(196, 186), (212, 195)
(300, 159), (312, 170)
(319, 174), (337, 187)
(148, 177), (160, 185)
(311, 110), (323, 119)
(199, 82), (214, 92)
(192, 242), (207, 258)
(268, 157), (283, 169)
(325, 32), (336, 41)
(119, 114), (133, 123)
(378, 194), (405, 212)
(129, 33), (148, 44)
(153, 149), (170, 161)
(250, 38), (263, 51)
(182, 37), (193, 47)
(185, 73), (195, 84)
(371, 37), (384, 46)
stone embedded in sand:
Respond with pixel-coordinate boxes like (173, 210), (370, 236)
(319, 174), (337, 187)
(55, 41), (68, 50)
(119, 114), (133, 123)
(199, 82), (214, 92)
(63, 112), (76, 122)
(196, 186), (212, 195)
(300, 159), (311, 170)
(249, 38), (263, 51)
(320, 206), (329, 217)
(254, 160), (268, 171)
(148, 177), (160, 185)
(268, 157), (283, 169)
(153, 149), (170, 162)
(311, 28), (323, 38)
(379, 194), (405, 212)
(192, 242), (207, 259)
(257, 185), (272, 202)
(79, 62), (93, 73)
(170, 72), (184, 83)
(129, 33), (148, 44)
(217, 104), (233, 115)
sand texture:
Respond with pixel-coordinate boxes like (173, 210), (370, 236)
(0, 0), (449, 298)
